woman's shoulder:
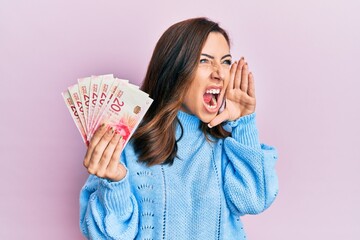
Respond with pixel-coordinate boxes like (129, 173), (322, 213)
(121, 140), (151, 170)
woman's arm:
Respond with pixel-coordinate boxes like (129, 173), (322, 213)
(79, 173), (139, 239)
(222, 113), (279, 216)
(209, 57), (278, 215)
(80, 124), (139, 239)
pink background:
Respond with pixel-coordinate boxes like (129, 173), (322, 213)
(1, 0), (359, 239)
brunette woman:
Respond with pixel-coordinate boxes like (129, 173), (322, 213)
(80, 17), (279, 240)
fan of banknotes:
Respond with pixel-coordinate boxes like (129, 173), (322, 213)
(62, 74), (153, 147)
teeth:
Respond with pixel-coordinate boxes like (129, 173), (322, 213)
(206, 104), (217, 109)
(206, 89), (220, 94)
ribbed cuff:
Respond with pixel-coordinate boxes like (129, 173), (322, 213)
(225, 113), (260, 148)
(97, 171), (132, 216)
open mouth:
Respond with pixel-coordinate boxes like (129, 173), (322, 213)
(203, 88), (221, 110)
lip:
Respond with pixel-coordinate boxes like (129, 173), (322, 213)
(204, 86), (222, 92)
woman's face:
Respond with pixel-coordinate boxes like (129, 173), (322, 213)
(181, 32), (232, 123)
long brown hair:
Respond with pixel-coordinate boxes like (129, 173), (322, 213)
(132, 17), (231, 166)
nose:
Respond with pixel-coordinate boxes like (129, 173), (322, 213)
(210, 63), (225, 81)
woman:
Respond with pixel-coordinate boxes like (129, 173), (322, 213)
(80, 17), (279, 239)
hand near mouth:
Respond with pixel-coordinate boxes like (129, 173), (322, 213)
(208, 57), (256, 128)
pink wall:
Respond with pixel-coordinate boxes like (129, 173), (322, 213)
(1, 0), (359, 239)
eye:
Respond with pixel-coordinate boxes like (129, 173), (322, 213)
(222, 59), (232, 65)
(199, 58), (209, 64)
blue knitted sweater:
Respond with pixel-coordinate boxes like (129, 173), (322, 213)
(80, 111), (279, 240)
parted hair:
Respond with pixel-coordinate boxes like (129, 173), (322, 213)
(132, 17), (231, 166)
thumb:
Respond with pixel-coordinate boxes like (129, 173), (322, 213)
(208, 110), (229, 128)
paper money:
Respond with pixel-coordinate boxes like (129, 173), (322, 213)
(91, 74), (115, 131)
(89, 78), (129, 140)
(61, 90), (87, 143)
(87, 75), (102, 132)
(90, 82), (153, 149)
(68, 84), (87, 133)
(78, 76), (91, 132)
(62, 74), (153, 149)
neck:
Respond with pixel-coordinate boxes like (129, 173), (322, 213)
(177, 110), (202, 131)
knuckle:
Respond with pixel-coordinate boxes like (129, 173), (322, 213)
(106, 132), (114, 140)
(93, 148), (101, 157)
(102, 153), (110, 160)
(87, 164), (97, 175)
(88, 143), (95, 150)
(102, 132), (110, 140)
(96, 170), (105, 178)
(110, 135), (119, 144)
(88, 139), (97, 149)
(83, 160), (89, 168)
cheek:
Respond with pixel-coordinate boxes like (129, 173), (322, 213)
(196, 67), (212, 79)
(188, 77), (206, 95)
(186, 85), (202, 102)
(223, 75), (230, 88)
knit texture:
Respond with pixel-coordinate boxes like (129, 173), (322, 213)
(80, 111), (279, 240)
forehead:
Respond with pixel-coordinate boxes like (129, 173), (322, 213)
(201, 32), (230, 55)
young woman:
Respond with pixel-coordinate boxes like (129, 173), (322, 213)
(80, 17), (279, 240)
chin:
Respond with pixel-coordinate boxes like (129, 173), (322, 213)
(197, 110), (217, 124)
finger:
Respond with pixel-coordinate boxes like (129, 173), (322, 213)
(87, 127), (115, 174)
(228, 61), (238, 92)
(107, 137), (124, 170)
(208, 110), (230, 128)
(240, 62), (249, 92)
(107, 137), (126, 180)
(97, 132), (122, 177)
(248, 72), (256, 97)
(234, 57), (245, 89)
(84, 123), (108, 167)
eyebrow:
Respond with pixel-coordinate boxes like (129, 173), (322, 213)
(201, 53), (232, 60)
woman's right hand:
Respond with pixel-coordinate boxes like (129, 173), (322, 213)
(83, 124), (127, 182)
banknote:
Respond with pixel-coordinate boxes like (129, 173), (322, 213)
(62, 75), (153, 149)
(90, 82), (153, 149)
(89, 78), (129, 140)
(78, 76), (91, 132)
(61, 90), (87, 143)
(87, 75), (102, 132)
(90, 75), (114, 133)
(68, 83), (87, 133)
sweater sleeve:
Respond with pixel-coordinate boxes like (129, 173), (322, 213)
(79, 167), (139, 239)
(222, 113), (279, 216)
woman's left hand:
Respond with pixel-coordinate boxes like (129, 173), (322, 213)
(209, 57), (256, 127)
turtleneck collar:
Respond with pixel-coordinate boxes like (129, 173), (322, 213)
(176, 111), (202, 130)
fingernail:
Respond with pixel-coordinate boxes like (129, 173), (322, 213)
(241, 57), (244, 60)
(208, 123), (213, 128)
